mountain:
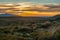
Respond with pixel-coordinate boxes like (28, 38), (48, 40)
(0, 13), (17, 17)
(0, 13), (13, 16)
(53, 14), (60, 19)
(50, 14), (60, 21)
(53, 14), (60, 17)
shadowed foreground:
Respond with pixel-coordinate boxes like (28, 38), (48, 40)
(0, 16), (60, 40)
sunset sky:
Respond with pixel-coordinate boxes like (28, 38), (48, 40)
(0, 0), (60, 17)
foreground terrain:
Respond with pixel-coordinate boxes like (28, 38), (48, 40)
(0, 15), (60, 40)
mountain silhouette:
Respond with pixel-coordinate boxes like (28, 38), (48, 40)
(50, 14), (60, 21)
(0, 13), (14, 17)
(0, 13), (21, 17)
(53, 14), (60, 19)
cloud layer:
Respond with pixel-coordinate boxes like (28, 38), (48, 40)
(0, 2), (60, 16)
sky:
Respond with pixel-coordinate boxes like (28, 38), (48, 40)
(0, 0), (60, 4)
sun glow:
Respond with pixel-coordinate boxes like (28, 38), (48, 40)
(16, 11), (60, 17)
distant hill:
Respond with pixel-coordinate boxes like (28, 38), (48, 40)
(53, 14), (60, 19)
(50, 14), (60, 21)
(53, 14), (60, 18)
(0, 13), (14, 17)
(0, 13), (21, 17)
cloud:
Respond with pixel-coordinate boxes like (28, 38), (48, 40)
(0, 2), (60, 17)
(2, 2), (60, 12)
(19, 3), (60, 12)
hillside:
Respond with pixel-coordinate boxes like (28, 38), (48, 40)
(0, 14), (60, 40)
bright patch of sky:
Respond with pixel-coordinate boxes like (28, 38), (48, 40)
(0, 0), (60, 4)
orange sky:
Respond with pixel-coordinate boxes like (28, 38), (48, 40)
(16, 11), (60, 17)
(5, 10), (60, 17)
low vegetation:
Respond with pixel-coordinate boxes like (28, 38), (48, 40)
(0, 16), (60, 40)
